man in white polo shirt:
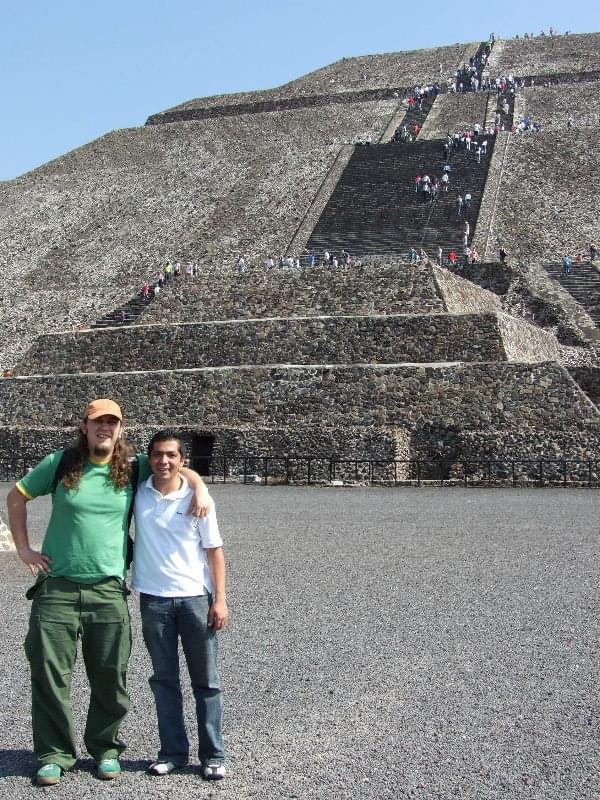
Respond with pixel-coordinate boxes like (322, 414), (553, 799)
(132, 430), (229, 780)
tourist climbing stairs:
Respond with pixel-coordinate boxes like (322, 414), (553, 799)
(92, 291), (156, 328)
(543, 261), (600, 327)
(390, 92), (437, 142)
(306, 135), (494, 258)
(496, 89), (515, 130)
(473, 40), (491, 82)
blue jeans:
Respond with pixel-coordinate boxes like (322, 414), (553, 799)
(140, 594), (224, 765)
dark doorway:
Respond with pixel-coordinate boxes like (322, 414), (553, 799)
(190, 434), (215, 476)
(411, 422), (463, 480)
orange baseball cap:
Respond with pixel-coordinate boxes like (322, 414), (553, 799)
(84, 399), (123, 421)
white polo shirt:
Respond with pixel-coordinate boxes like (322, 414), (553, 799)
(132, 475), (222, 597)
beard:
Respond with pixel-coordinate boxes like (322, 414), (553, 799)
(93, 441), (113, 457)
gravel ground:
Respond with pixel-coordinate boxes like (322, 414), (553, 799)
(0, 483), (598, 799)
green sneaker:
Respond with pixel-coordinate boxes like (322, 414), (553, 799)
(97, 758), (122, 780)
(36, 763), (62, 786)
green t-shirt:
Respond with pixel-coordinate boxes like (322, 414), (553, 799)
(18, 450), (151, 583)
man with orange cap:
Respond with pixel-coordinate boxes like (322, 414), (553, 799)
(6, 399), (211, 786)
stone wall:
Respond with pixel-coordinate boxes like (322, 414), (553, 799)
(139, 262), (508, 326)
(0, 362), (598, 462)
(157, 42), (476, 117)
(487, 32), (600, 78)
(0, 100), (400, 372)
(140, 263), (447, 324)
(457, 262), (512, 295)
(147, 89), (412, 125)
(0, 424), (406, 481)
(517, 82), (600, 128)
(432, 265), (501, 313)
(471, 131), (511, 261)
(496, 312), (560, 361)
(483, 91), (499, 130)
(568, 367), (600, 406)
(147, 88), (414, 126)
(486, 130), (600, 265)
(419, 92), (490, 140)
(16, 313), (551, 375)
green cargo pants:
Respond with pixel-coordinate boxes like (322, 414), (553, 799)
(24, 575), (132, 769)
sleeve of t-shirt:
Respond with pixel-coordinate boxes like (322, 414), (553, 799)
(198, 510), (223, 550)
(136, 453), (151, 484)
(16, 450), (66, 499)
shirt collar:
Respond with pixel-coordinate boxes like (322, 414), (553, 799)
(144, 473), (190, 499)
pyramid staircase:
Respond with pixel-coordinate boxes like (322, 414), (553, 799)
(305, 136), (493, 258)
(390, 91), (437, 142)
(306, 41), (497, 260)
(457, 40), (492, 92)
(92, 291), (156, 328)
(543, 261), (600, 328)
(91, 45), (497, 328)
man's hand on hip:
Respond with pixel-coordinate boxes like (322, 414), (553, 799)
(17, 547), (52, 575)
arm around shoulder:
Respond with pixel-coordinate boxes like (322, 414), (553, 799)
(180, 466), (213, 517)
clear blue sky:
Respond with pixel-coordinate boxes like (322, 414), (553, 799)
(2, 0), (598, 180)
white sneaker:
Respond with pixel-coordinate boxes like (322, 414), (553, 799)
(148, 760), (179, 776)
(203, 762), (226, 780)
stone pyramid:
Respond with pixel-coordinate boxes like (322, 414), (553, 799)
(1, 33), (600, 477)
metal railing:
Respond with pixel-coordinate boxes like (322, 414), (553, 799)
(193, 456), (598, 488)
(3, 456), (598, 488)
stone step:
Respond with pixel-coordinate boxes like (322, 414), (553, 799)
(13, 311), (559, 376)
(1, 362), (599, 467)
(542, 261), (600, 326)
(91, 279), (179, 329)
(306, 135), (493, 258)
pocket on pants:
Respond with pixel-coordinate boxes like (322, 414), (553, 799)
(83, 579), (130, 624)
(25, 574), (48, 601)
(24, 617), (78, 667)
